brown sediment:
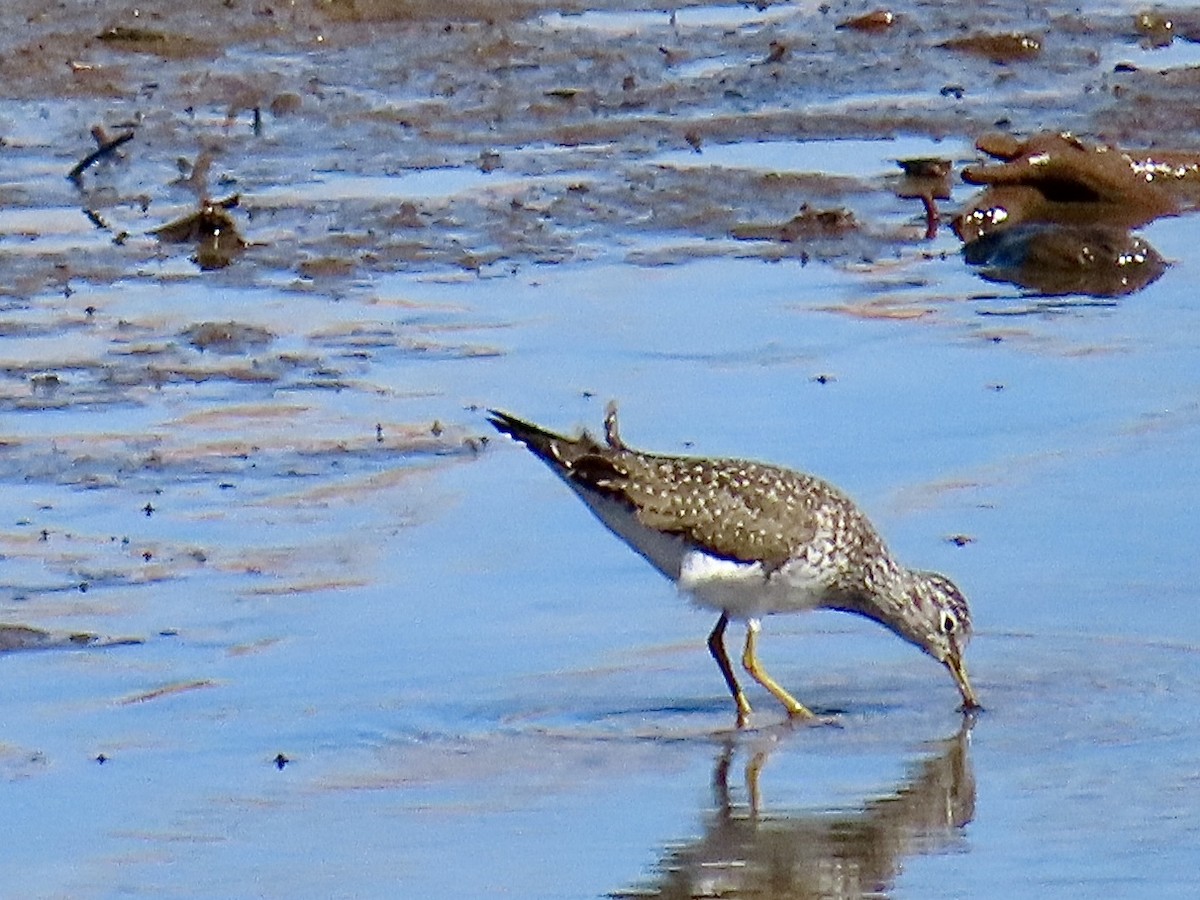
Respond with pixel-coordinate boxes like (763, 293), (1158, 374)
(246, 577), (372, 596)
(0, 624), (143, 653)
(95, 25), (218, 59)
(168, 404), (314, 426)
(118, 680), (218, 705)
(896, 158), (952, 181)
(837, 10), (897, 33)
(1134, 11), (1175, 47)
(818, 299), (936, 321)
(299, 257), (358, 279)
(731, 205), (858, 243)
(938, 32), (1043, 62)
(182, 322), (275, 353)
(313, 0), (547, 23)
(227, 638), (284, 658)
(968, 132), (1200, 196)
(268, 92), (303, 117)
(257, 464), (451, 509)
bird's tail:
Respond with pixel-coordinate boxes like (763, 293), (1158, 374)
(486, 409), (604, 471)
(486, 409), (560, 453)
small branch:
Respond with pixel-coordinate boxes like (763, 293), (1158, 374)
(920, 194), (940, 240)
(67, 130), (134, 184)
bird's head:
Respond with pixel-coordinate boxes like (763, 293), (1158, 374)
(900, 570), (980, 712)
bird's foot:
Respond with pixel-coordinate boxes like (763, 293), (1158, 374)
(787, 710), (842, 729)
(726, 687), (754, 729)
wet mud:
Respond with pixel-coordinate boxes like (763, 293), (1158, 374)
(5, 0), (1200, 291)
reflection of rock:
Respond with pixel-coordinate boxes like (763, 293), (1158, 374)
(614, 722), (975, 899)
(951, 131), (1200, 297)
(962, 224), (1167, 297)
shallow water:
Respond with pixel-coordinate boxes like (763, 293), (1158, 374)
(3, 0), (1200, 897)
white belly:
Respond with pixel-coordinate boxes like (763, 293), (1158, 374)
(677, 549), (829, 620)
(570, 486), (691, 580)
(567, 483), (830, 620)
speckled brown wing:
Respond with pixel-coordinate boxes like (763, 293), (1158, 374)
(571, 451), (850, 571)
(488, 408), (879, 574)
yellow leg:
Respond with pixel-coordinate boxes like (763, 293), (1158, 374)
(708, 613), (753, 728)
(742, 619), (815, 721)
(745, 749), (768, 818)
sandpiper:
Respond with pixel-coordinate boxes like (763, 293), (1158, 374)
(488, 404), (980, 727)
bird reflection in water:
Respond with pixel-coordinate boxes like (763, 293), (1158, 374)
(614, 720), (975, 900)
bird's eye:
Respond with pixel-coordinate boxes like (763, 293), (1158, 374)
(939, 609), (958, 635)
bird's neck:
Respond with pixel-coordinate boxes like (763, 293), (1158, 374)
(830, 563), (928, 650)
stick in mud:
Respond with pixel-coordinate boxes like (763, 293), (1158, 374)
(66, 129), (134, 184)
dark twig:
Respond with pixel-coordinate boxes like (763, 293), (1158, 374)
(920, 194), (939, 240)
(67, 130), (134, 184)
